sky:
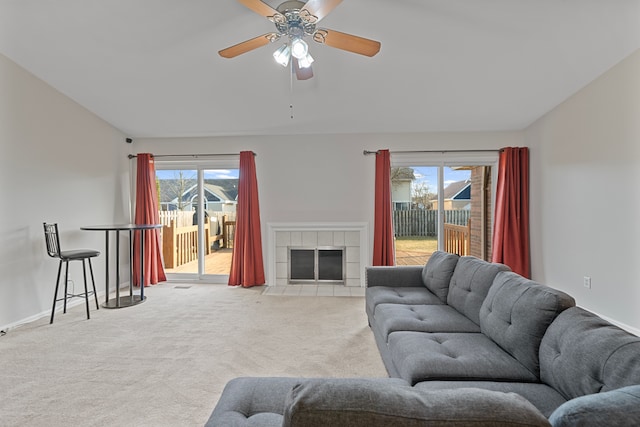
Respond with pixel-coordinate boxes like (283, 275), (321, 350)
(411, 166), (471, 193)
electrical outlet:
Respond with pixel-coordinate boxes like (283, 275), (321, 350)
(583, 276), (591, 289)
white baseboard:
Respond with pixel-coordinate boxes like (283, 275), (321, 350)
(0, 282), (131, 333)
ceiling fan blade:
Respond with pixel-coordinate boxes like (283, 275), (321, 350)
(218, 33), (276, 58)
(314, 29), (381, 57)
(236, 0), (280, 19)
(300, 0), (343, 22)
(293, 58), (314, 80)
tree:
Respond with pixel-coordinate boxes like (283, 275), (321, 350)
(159, 171), (196, 210)
(391, 167), (415, 182)
(412, 181), (435, 210)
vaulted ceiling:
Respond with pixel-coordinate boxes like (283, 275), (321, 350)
(1, 0), (638, 138)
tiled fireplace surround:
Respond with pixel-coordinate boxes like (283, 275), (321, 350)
(267, 222), (369, 287)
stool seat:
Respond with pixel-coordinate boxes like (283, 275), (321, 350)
(44, 223), (100, 324)
(59, 249), (100, 260)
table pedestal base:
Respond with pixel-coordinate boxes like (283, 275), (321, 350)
(102, 295), (146, 309)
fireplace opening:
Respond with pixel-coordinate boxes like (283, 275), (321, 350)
(288, 247), (345, 284)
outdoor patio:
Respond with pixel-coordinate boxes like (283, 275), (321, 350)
(164, 248), (233, 275)
(395, 250), (433, 266)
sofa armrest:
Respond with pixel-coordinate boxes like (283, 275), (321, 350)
(366, 266), (424, 288)
(548, 385), (640, 427)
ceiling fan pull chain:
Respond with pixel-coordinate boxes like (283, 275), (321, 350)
(290, 60), (295, 119)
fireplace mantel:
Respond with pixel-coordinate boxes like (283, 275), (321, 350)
(266, 222), (368, 287)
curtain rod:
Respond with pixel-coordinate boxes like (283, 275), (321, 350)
(363, 149), (502, 156)
(127, 152), (255, 159)
(363, 149), (502, 155)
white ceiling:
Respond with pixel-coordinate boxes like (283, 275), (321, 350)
(1, 0), (639, 138)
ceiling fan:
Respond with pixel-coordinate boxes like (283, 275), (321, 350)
(219, 0), (381, 80)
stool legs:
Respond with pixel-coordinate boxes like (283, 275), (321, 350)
(50, 261), (64, 324)
(63, 261), (69, 314)
(82, 259), (90, 320)
(50, 257), (98, 324)
(88, 259), (99, 310)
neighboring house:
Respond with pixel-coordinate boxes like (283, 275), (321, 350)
(160, 179), (238, 212)
(159, 178), (196, 210)
(431, 180), (471, 210)
(391, 167), (415, 210)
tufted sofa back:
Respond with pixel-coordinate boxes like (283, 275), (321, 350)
(420, 251), (459, 303)
(446, 257), (510, 325)
(539, 307), (640, 400)
(479, 272), (575, 376)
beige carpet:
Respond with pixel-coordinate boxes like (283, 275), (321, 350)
(0, 284), (387, 426)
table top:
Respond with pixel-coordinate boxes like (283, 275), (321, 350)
(81, 224), (162, 231)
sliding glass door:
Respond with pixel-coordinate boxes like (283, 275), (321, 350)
(391, 152), (498, 265)
(155, 161), (238, 282)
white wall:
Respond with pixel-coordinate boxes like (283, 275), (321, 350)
(132, 132), (522, 280)
(7, 41), (638, 334)
(0, 46), (522, 329)
(0, 54), (129, 329)
(527, 49), (640, 331)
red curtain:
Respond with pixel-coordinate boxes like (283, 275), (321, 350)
(372, 149), (395, 266)
(228, 151), (265, 287)
(491, 147), (530, 278)
(133, 153), (166, 286)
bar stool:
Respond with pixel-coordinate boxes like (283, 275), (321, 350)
(43, 223), (100, 324)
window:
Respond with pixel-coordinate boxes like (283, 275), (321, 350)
(391, 152), (498, 265)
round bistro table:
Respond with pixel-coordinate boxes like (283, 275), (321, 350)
(81, 224), (162, 308)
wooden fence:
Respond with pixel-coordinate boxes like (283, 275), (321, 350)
(159, 210), (192, 227)
(159, 210), (236, 229)
(444, 219), (471, 256)
(162, 220), (210, 269)
(393, 210), (470, 237)
(161, 215), (236, 269)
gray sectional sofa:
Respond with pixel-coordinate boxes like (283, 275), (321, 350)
(205, 252), (640, 426)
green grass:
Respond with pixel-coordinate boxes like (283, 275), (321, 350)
(395, 236), (438, 253)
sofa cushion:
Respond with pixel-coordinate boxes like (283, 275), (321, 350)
(366, 265), (425, 288)
(283, 378), (551, 427)
(446, 256), (511, 325)
(387, 331), (539, 385)
(366, 287), (443, 321)
(479, 271), (575, 376)
(414, 380), (568, 418)
(539, 307), (640, 400)
(548, 385), (640, 427)
(420, 250), (459, 303)
(373, 303), (480, 342)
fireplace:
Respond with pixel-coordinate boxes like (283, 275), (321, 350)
(267, 222), (368, 287)
(289, 247), (345, 284)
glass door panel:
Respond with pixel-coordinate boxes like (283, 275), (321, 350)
(156, 169), (199, 274)
(442, 166), (473, 257)
(391, 164), (490, 265)
(201, 168), (238, 276)
(392, 166), (439, 266)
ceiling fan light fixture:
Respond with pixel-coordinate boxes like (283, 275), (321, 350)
(298, 53), (314, 69)
(290, 38), (308, 59)
(219, 0), (381, 80)
(273, 44), (291, 67)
